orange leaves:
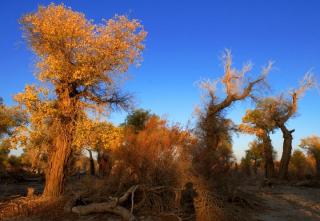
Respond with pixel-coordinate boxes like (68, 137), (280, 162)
(113, 116), (193, 186)
(14, 85), (55, 128)
(17, 4), (147, 167)
(20, 4), (146, 87)
(123, 116), (184, 159)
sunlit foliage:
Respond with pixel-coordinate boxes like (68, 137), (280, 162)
(240, 99), (277, 178)
(74, 118), (123, 151)
(19, 3), (146, 197)
(112, 115), (193, 190)
(0, 99), (26, 171)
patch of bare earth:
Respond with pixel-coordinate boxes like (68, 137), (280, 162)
(250, 185), (320, 221)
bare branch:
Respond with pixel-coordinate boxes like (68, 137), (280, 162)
(289, 72), (317, 116)
(208, 51), (272, 114)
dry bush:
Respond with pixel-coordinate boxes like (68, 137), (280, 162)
(110, 116), (189, 191)
(69, 116), (194, 215)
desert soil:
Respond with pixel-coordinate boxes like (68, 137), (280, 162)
(251, 185), (320, 221)
(1, 180), (320, 221)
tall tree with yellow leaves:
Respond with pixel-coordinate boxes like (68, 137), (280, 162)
(19, 4), (146, 197)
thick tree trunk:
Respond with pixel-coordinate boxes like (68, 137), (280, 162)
(43, 127), (73, 197)
(262, 134), (275, 178)
(43, 87), (77, 198)
(279, 125), (294, 179)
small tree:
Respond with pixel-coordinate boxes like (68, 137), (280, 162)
(289, 150), (308, 179)
(0, 98), (26, 170)
(122, 109), (152, 132)
(300, 135), (320, 178)
(240, 99), (277, 178)
(74, 118), (123, 176)
(240, 154), (252, 176)
(19, 4), (146, 197)
(245, 140), (264, 175)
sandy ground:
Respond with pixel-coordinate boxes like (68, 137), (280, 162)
(1, 179), (320, 221)
(251, 185), (320, 221)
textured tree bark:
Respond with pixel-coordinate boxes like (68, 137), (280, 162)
(279, 125), (294, 179)
(43, 87), (77, 198)
(43, 126), (73, 197)
(262, 135), (275, 178)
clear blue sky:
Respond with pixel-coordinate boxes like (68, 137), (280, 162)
(1, 0), (319, 159)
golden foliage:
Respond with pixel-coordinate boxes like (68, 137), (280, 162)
(16, 3), (147, 196)
(21, 4), (146, 85)
(74, 118), (123, 151)
(239, 99), (278, 137)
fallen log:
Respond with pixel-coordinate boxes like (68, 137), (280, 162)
(72, 202), (135, 221)
(70, 185), (180, 221)
(71, 185), (140, 221)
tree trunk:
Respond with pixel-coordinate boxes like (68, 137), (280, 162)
(43, 126), (73, 198)
(262, 134), (275, 178)
(253, 159), (258, 175)
(43, 87), (77, 198)
(97, 149), (111, 177)
(87, 149), (95, 176)
(279, 125), (294, 179)
(316, 159), (320, 178)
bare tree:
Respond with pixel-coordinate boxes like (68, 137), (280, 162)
(195, 50), (272, 178)
(277, 73), (316, 179)
(254, 73), (316, 179)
